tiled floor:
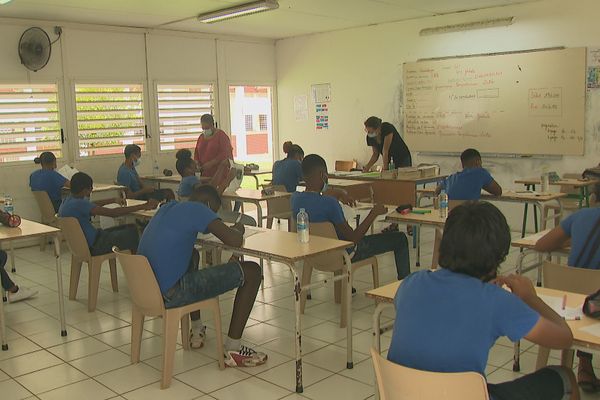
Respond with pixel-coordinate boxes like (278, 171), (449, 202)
(1, 219), (599, 399)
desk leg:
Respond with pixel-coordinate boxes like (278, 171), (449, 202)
(343, 253), (354, 370)
(256, 201), (263, 228)
(289, 261), (304, 393)
(521, 184), (530, 240)
(9, 241), (15, 273)
(54, 235), (67, 336)
(0, 274), (6, 350)
(513, 341), (521, 372)
(415, 224), (421, 267)
(252, 175), (260, 190)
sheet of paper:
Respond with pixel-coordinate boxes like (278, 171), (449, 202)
(538, 294), (584, 320)
(294, 95), (308, 121)
(198, 228), (260, 243)
(580, 323), (600, 337)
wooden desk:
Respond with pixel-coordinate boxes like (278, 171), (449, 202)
(366, 281), (400, 354)
(244, 169), (272, 189)
(62, 183), (126, 196)
(140, 175), (211, 189)
(197, 227), (354, 393)
(221, 188), (291, 228)
(515, 178), (599, 208)
(0, 220), (67, 350)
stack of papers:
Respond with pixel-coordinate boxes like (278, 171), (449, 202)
(539, 294), (584, 320)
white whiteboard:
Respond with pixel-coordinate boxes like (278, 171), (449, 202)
(403, 48), (586, 155)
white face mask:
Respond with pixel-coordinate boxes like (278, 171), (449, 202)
(367, 131), (377, 138)
(203, 128), (214, 137)
(133, 158), (141, 167)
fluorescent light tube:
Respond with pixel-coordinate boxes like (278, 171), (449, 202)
(420, 17), (515, 36)
(198, 0), (279, 24)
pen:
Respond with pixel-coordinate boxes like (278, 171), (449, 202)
(562, 294), (567, 311)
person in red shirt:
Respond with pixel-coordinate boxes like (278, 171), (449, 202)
(194, 114), (234, 178)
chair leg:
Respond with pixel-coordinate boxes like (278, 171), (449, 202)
(266, 217), (274, 229)
(69, 257), (83, 300)
(333, 271), (342, 304)
(131, 305), (145, 363)
(370, 258), (379, 288)
(88, 259), (102, 312)
(431, 228), (442, 269)
(181, 315), (190, 351)
(561, 349), (575, 369)
(339, 274), (347, 329)
(299, 263), (313, 314)
(535, 346), (551, 370)
(109, 258), (119, 293)
(161, 311), (179, 389)
(39, 235), (46, 252)
(212, 301), (225, 370)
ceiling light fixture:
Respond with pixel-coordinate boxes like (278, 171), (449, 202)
(197, 0), (279, 24)
(420, 17), (515, 36)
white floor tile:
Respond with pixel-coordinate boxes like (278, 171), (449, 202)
(0, 349), (63, 377)
(213, 376), (291, 400)
(122, 379), (202, 400)
(69, 349), (132, 377)
(96, 363), (161, 394)
(15, 363), (88, 394)
(176, 363), (251, 393)
(74, 315), (130, 336)
(28, 327), (88, 348)
(261, 334), (329, 358)
(95, 326), (154, 348)
(257, 360), (333, 390)
(302, 321), (360, 344)
(0, 378), (33, 399)
(118, 336), (179, 361)
(0, 337), (42, 361)
(303, 345), (368, 373)
(37, 378), (117, 400)
(302, 374), (373, 400)
(144, 349), (216, 375)
(48, 336), (112, 361)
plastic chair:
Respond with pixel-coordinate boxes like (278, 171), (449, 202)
(335, 160), (357, 172)
(300, 222), (378, 327)
(57, 217), (119, 312)
(114, 248), (225, 389)
(370, 348), (489, 400)
(542, 173), (586, 227)
(32, 191), (59, 251)
(262, 184), (292, 230)
(536, 261), (600, 370)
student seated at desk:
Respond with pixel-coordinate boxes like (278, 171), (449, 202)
(535, 207), (600, 392)
(292, 154), (410, 280)
(29, 151), (70, 212)
(388, 202), (577, 400)
(59, 172), (157, 256)
(117, 144), (175, 202)
(1, 250), (37, 302)
(138, 184), (267, 367)
(273, 142), (304, 192)
(176, 149), (256, 226)
(437, 148), (502, 200)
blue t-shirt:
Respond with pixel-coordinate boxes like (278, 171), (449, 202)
(117, 164), (141, 193)
(58, 196), (99, 247)
(387, 268), (539, 376)
(560, 208), (600, 269)
(273, 158), (303, 193)
(291, 191), (346, 239)
(29, 169), (67, 212)
(138, 201), (219, 293)
(178, 175), (199, 197)
(440, 167), (493, 201)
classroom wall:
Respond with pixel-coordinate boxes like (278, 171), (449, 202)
(0, 20), (276, 224)
(276, 0), (600, 229)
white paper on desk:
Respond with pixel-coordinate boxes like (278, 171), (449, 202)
(198, 228), (260, 243)
(57, 165), (79, 180)
(98, 203), (120, 229)
(538, 294), (584, 320)
(580, 323), (600, 337)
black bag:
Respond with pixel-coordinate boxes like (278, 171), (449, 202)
(583, 289), (600, 319)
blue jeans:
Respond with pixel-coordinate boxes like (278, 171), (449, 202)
(352, 231), (410, 279)
(0, 250), (15, 291)
(163, 260), (244, 309)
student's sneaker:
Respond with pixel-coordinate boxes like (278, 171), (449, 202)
(189, 326), (206, 349)
(7, 287), (38, 303)
(224, 345), (268, 367)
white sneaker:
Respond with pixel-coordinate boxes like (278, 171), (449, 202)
(190, 326), (206, 349)
(7, 287), (38, 303)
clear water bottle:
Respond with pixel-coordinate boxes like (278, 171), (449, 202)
(388, 160), (395, 171)
(297, 208), (310, 243)
(438, 190), (448, 219)
(3, 195), (14, 215)
(153, 159), (160, 176)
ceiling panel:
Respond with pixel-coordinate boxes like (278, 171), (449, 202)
(0, 0), (543, 39)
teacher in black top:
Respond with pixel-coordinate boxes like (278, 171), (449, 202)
(362, 116), (412, 172)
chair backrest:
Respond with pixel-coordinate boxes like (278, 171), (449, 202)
(264, 184), (292, 216)
(306, 222), (345, 271)
(542, 261), (600, 294)
(558, 173), (582, 195)
(370, 348), (489, 400)
(335, 160), (357, 172)
(113, 248), (165, 317)
(57, 217), (92, 260)
(32, 191), (58, 226)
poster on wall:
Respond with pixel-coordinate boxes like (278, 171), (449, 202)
(311, 83), (331, 103)
(293, 95), (308, 121)
(587, 47), (600, 89)
(315, 103), (329, 132)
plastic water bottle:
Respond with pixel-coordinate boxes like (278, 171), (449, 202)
(153, 160), (160, 176)
(439, 190), (448, 219)
(297, 208), (309, 243)
(388, 160), (395, 171)
(3, 195), (14, 215)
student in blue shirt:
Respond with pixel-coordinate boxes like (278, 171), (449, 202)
(175, 149), (200, 198)
(117, 144), (175, 202)
(59, 172), (157, 256)
(388, 202), (577, 400)
(138, 184), (267, 367)
(29, 152), (70, 212)
(437, 148), (502, 200)
(273, 143), (304, 192)
(1, 249), (37, 303)
(535, 207), (600, 392)
(291, 154), (410, 279)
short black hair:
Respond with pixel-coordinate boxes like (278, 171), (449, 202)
(175, 149), (194, 175)
(190, 184), (221, 208)
(301, 154), (327, 178)
(460, 148), (481, 165)
(34, 151), (56, 166)
(124, 144), (141, 158)
(70, 172), (93, 194)
(364, 116), (382, 129)
(439, 201), (511, 280)
(287, 144), (304, 159)
(200, 114), (214, 125)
